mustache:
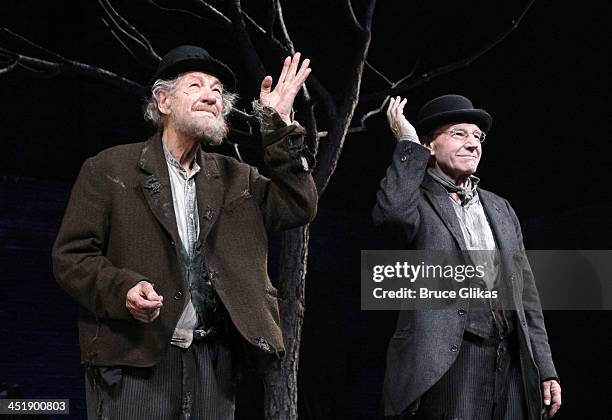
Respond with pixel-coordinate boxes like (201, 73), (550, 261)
(191, 105), (219, 116)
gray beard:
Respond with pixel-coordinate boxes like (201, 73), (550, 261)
(174, 114), (229, 146)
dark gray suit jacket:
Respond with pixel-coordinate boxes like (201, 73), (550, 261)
(373, 141), (557, 419)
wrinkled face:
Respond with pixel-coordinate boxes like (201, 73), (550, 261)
(426, 122), (484, 179)
(163, 71), (228, 145)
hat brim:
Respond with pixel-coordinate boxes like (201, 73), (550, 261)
(416, 109), (492, 136)
(149, 58), (236, 91)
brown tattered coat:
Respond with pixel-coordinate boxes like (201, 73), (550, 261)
(52, 119), (317, 367)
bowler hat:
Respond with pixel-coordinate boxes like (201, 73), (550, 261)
(150, 45), (236, 90)
(415, 94), (491, 136)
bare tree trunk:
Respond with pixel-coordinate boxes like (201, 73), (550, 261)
(263, 2), (377, 417)
(263, 225), (310, 419)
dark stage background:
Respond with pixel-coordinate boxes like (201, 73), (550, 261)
(1, 1), (611, 419)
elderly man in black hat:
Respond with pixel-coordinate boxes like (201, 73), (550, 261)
(373, 95), (561, 419)
(53, 45), (317, 419)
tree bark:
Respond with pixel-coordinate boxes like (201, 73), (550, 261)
(263, 225), (310, 419)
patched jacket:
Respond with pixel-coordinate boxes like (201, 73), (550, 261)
(52, 112), (317, 367)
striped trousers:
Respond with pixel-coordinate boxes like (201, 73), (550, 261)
(410, 332), (527, 420)
(85, 338), (235, 420)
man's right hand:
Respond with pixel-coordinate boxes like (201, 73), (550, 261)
(387, 96), (418, 141)
(126, 281), (163, 323)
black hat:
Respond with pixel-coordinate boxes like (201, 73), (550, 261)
(415, 94), (491, 136)
(150, 45), (236, 90)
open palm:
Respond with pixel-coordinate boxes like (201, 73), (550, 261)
(260, 53), (311, 125)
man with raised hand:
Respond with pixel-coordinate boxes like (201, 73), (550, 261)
(53, 46), (317, 419)
(374, 94), (560, 419)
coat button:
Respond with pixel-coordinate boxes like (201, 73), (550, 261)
(173, 291), (183, 300)
(457, 309), (466, 316)
(400, 155), (407, 162)
(450, 344), (459, 352)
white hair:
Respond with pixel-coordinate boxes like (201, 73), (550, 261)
(143, 75), (238, 129)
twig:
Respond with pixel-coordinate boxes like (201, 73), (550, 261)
(0, 28), (65, 61)
(0, 56), (18, 75)
(0, 34), (144, 95)
(101, 18), (141, 63)
(231, 107), (257, 123)
(273, 0), (295, 53)
(365, 60), (392, 85)
(240, 8), (289, 54)
(144, 0), (215, 24)
(97, 0), (160, 67)
(347, 96), (390, 134)
(347, 58), (419, 133)
(227, 0), (267, 85)
(192, 0), (233, 26)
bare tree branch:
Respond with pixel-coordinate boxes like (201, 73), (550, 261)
(0, 56), (18, 75)
(101, 18), (143, 64)
(359, 0), (536, 103)
(347, 95), (390, 134)
(365, 60), (393, 85)
(240, 11), (267, 36)
(1, 28), (66, 62)
(273, 0), (295, 53)
(97, 0), (160, 68)
(193, 0), (233, 26)
(1, 50), (145, 94)
(0, 28), (265, 132)
(341, 0), (365, 32)
(263, 2), (321, 153)
(231, 107), (257, 123)
(392, 56), (421, 87)
(275, 1), (335, 119)
(229, 107), (259, 139)
(365, 56), (420, 89)
(313, 0), (377, 195)
(260, 0), (277, 40)
(227, 0), (267, 87)
(360, 0), (378, 31)
(0, 29), (145, 94)
(346, 58), (420, 133)
(239, 8), (292, 55)
(144, 0), (222, 26)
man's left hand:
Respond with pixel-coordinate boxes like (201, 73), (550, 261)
(541, 379), (562, 418)
(259, 52), (311, 125)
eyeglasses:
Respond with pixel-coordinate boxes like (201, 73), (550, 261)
(434, 128), (486, 143)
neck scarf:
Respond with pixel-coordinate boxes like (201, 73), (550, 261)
(427, 168), (480, 205)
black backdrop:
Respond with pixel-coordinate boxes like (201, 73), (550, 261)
(1, 1), (611, 418)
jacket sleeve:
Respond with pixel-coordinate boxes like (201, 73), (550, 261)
(250, 107), (318, 233)
(372, 140), (431, 242)
(506, 200), (558, 381)
(52, 157), (145, 321)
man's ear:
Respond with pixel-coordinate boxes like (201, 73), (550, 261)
(423, 141), (435, 156)
(157, 91), (172, 116)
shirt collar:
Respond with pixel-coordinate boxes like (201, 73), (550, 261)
(162, 138), (201, 178)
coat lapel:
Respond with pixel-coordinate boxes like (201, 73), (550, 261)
(478, 190), (514, 250)
(138, 134), (181, 246)
(421, 175), (467, 250)
(195, 151), (225, 246)
(478, 189), (523, 304)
